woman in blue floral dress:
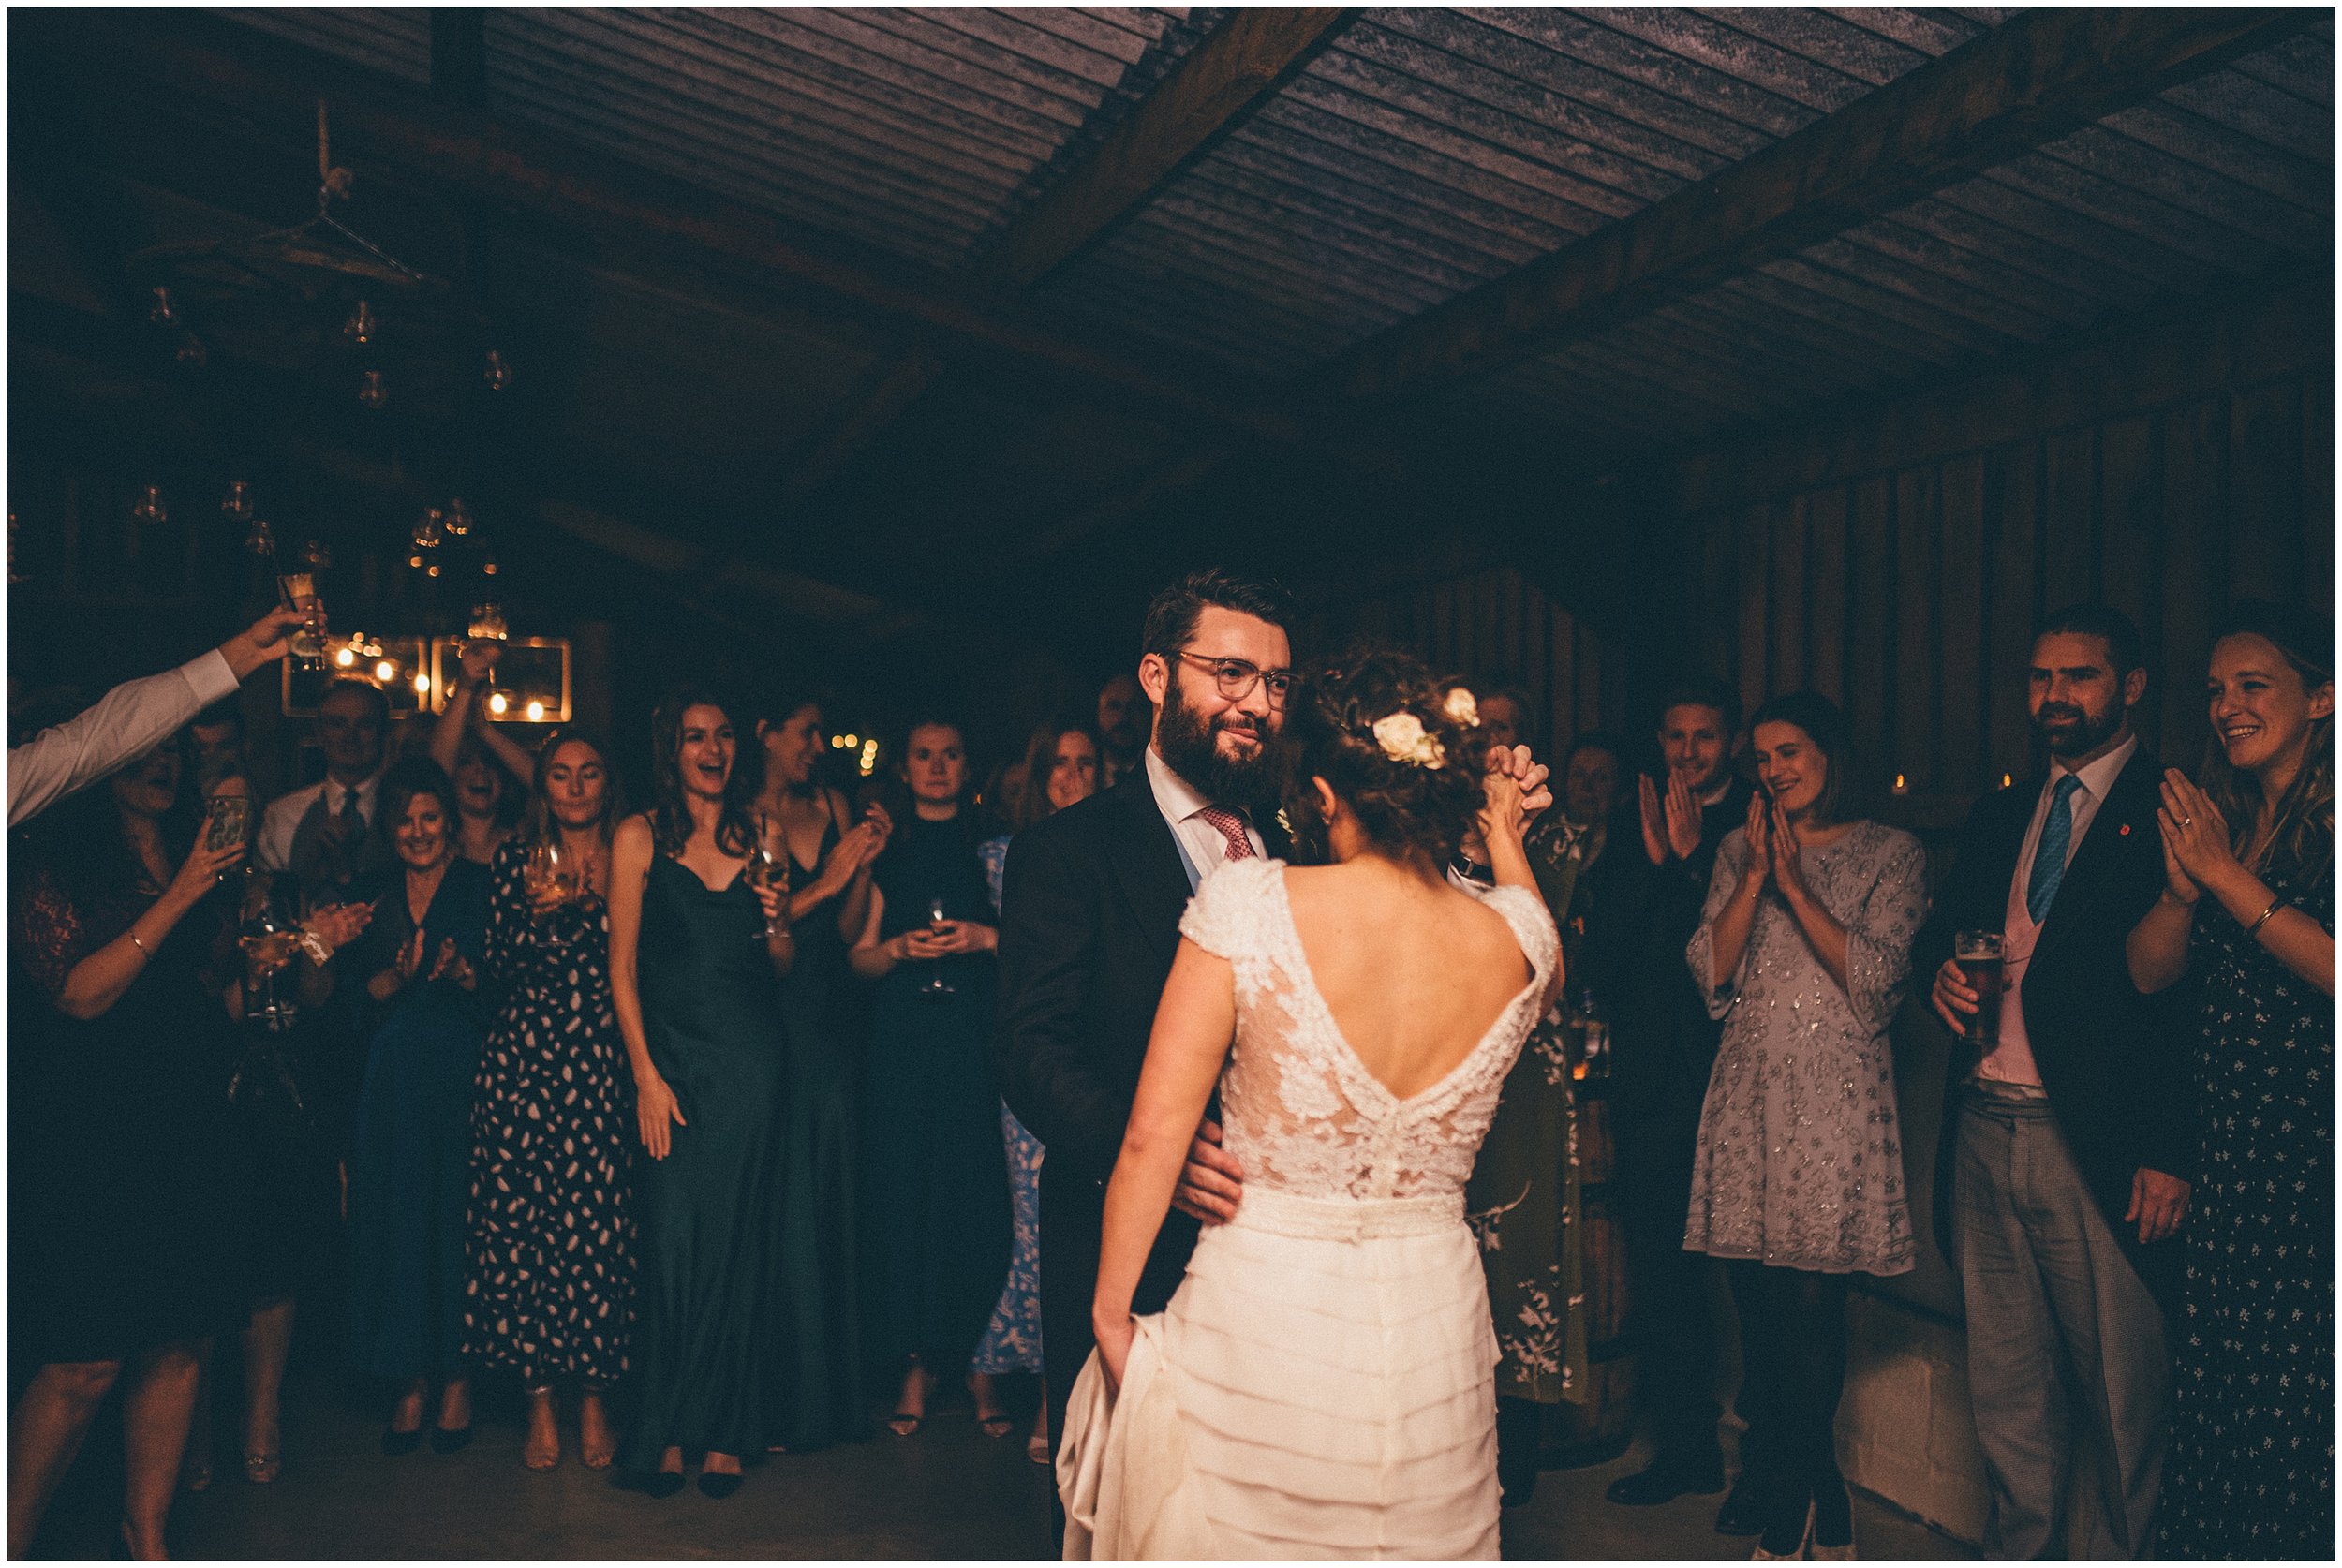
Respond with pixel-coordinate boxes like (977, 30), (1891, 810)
(974, 718), (1100, 1461)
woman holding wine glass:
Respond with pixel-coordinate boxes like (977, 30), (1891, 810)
(7, 746), (248, 1559)
(752, 692), (888, 1451)
(849, 717), (1011, 1439)
(431, 641), (540, 867)
(462, 729), (639, 1472)
(607, 690), (792, 1498)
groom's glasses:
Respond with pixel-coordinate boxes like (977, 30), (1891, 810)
(1175, 652), (1295, 709)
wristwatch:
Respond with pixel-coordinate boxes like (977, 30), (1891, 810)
(1449, 851), (1494, 884)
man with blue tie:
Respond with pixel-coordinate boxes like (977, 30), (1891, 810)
(1917, 605), (2191, 1559)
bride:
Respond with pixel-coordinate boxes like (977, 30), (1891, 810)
(1062, 649), (1559, 1561)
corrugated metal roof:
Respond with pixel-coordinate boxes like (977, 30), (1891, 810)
(205, 7), (2332, 457)
(1490, 16), (2335, 446)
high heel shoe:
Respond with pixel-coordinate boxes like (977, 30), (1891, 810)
(243, 1450), (282, 1485)
(1751, 1500), (1815, 1561)
(429, 1424), (474, 1455)
(381, 1426), (422, 1457)
(697, 1472), (743, 1500)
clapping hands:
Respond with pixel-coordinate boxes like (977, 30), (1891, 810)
(1638, 769), (1702, 865)
(2157, 769), (2234, 904)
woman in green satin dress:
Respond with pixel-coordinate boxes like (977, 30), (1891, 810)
(607, 691), (793, 1498)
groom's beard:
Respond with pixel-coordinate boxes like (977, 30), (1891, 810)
(1156, 667), (1283, 813)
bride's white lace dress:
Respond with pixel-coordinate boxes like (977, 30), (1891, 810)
(1060, 857), (1558, 1561)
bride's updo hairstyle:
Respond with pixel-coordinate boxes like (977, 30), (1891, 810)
(1281, 645), (1487, 868)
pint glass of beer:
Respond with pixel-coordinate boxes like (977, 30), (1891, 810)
(1952, 929), (2005, 1045)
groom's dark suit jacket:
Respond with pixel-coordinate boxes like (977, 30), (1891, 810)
(993, 767), (1283, 1443)
(1913, 746), (2189, 1300)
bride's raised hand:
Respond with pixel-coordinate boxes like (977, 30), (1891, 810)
(1478, 767), (1527, 851)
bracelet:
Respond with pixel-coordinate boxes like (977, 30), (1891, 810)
(2245, 896), (2285, 938)
(126, 930), (149, 958)
(297, 928), (334, 967)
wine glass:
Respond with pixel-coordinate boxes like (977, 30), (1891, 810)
(744, 823), (787, 941)
(524, 838), (578, 924)
(274, 572), (326, 673)
(239, 889), (301, 1032)
(919, 895), (956, 998)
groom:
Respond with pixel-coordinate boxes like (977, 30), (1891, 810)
(994, 568), (1297, 1463)
(996, 568), (1555, 1472)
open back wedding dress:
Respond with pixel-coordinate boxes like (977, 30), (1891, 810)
(1060, 857), (1558, 1561)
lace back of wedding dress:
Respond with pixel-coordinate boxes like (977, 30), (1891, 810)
(1178, 857), (1557, 1205)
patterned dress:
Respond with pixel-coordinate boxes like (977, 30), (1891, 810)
(971, 835), (1043, 1374)
(1684, 821), (1927, 1276)
(461, 839), (634, 1387)
(2159, 853), (2335, 1561)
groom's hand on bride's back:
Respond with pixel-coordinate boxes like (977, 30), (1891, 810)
(1172, 1117), (1244, 1224)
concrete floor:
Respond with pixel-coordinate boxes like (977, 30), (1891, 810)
(32, 1367), (1973, 1561)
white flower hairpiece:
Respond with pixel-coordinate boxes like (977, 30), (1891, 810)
(1444, 687), (1479, 727)
(1371, 710), (1446, 770)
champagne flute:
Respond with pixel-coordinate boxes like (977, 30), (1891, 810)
(920, 895), (956, 998)
(745, 821), (787, 941)
(274, 570), (325, 673)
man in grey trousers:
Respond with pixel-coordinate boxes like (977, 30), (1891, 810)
(1917, 605), (2192, 1557)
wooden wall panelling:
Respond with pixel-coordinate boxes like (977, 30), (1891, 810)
(2227, 379), (2304, 603)
(1736, 504), (1771, 720)
(1937, 452), (1987, 794)
(1893, 467), (1937, 791)
(1985, 441), (2041, 781)
(2158, 396), (2229, 766)
(2041, 424), (2098, 610)
(1698, 507), (1736, 688)
(1549, 599), (1579, 747)
(1771, 495), (1809, 696)
(2097, 411), (2165, 747)
(1576, 617), (1604, 741)
(1847, 475), (1895, 789)
(1807, 485), (1848, 706)
(2305, 370), (2334, 614)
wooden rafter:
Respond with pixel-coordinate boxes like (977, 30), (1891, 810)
(1323, 6), (2319, 404)
(779, 7), (1352, 505)
(13, 8), (1305, 446)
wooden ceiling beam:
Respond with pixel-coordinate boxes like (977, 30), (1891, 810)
(11, 8), (1307, 446)
(1322, 7), (2319, 405)
(779, 7), (1352, 506)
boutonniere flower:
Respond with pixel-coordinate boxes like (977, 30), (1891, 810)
(1371, 711), (1446, 770)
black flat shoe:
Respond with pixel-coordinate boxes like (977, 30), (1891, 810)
(643, 1471), (687, 1500)
(382, 1427), (423, 1457)
(1608, 1461), (1727, 1507)
(429, 1425), (474, 1455)
(1714, 1472), (1767, 1537)
(697, 1472), (743, 1500)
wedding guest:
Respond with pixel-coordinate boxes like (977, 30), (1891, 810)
(975, 717), (1102, 1462)
(1686, 691), (1926, 1560)
(462, 730), (637, 1472)
(607, 690), (792, 1497)
(1475, 679), (1534, 754)
(188, 758), (369, 1491)
(1473, 724), (1638, 1505)
(259, 678), (393, 902)
(2125, 599), (2334, 1560)
(187, 701), (246, 784)
(1917, 607), (2186, 1559)
(1609, 680), (1760, 1527)
(1095, 672), (1149, 789)
(751, 691), (886, 1452)
(850, 717), (1012, 1439)
(430, 642), (538, 866)
(340, 758), (491, 1456)
(7, 604), (304, 826)
(7, 745), (249, 1559)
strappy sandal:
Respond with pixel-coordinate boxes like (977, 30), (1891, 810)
(243, 1451), (282, 1485)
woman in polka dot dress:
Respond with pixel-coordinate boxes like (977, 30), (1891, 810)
(462, 731), (638, 1471)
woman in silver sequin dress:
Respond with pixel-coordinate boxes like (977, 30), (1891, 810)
(1683, 692), (1927, 1561)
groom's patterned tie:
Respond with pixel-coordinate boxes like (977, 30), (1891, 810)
(2025, 773), (2084, 924)
(1198, 806), (1254, 863)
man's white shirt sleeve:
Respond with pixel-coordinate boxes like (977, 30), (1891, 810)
(7, 649), (238, 826)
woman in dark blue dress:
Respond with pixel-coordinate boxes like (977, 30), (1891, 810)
(607, 690), (792, 1498)
(2127, 601), (2335, 1560)
(752, 694), (887, 1452)
(849, 717), (1011, 1437)
(343, 758), (493, 1453)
